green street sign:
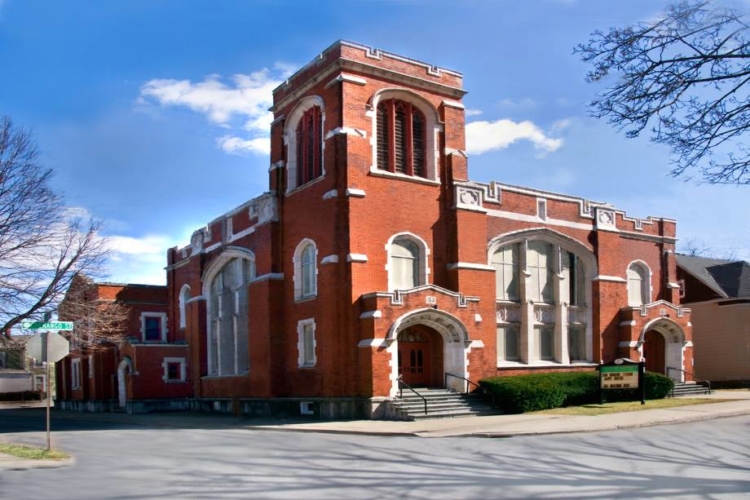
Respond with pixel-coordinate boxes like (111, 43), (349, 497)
(20, 321), (74, 331)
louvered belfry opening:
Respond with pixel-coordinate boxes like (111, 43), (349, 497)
(376, 99), (427, 178)
(296, 106), (322, 187)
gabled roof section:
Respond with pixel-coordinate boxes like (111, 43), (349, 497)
(676, 254), (750, 299)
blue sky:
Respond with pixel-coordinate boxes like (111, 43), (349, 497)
(1, 0), (748, 285)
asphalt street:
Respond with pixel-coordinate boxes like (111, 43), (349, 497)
(1, 410), (749, 499)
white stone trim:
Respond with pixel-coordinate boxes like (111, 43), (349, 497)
(250, 272), (284, 283)
(140, 312), (168, 342)
(359, 310), (382, 319)
(347, 253), (368, 263)
(594, 275), (627, 283)
(358, 338), (388, 348)
(322, 190), (338, 200)
(445, 147), (468, 157)
(162, 357), (187, 382)
(324, 127), (367, 139)
(229, 226), (255, 242)
(619, 341), (640, 348)
(442, 99), (465, 109)
(346, 188), (366, 198)
(325, 73), (367, 88)
(447, 262), (495, 271)
(368, 166), (441, 185)
(320, 255), (339, 265)
(486, 208), (594, 231)
(619, 320), (637, 327)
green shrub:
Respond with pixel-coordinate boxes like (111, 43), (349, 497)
(480, 375), (567, 413)
(480, 370), (674, 413)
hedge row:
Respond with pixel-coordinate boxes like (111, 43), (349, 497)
(479, 371), (674, 413)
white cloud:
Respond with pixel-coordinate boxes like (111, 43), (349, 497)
(139, 65), (295, 157)
(497, 98), (538, 111)
(104, 234), (174, 285)
(218, 135), (270, 155)
(465, 108), (483, 117)
(465, 119), (564, 155)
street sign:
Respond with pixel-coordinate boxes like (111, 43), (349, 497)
(26, 332), (70, 363)
(21, 321), (74, 331)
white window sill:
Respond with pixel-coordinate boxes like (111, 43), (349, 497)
(294, 295), (317, 304)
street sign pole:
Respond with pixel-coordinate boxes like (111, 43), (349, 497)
(46, 341), (51, 451)
(23, 320), (72, 452)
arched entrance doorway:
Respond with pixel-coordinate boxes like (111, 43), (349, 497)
(397, 326), (443, 387)
(639, 319), (687, 382)
(387, 308), (471, 396)
(643, 330), (666, 375)
(117, 357), (133, 409)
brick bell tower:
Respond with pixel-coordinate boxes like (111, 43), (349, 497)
(266, 41), (492, 414)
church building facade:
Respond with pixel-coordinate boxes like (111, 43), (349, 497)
(165, 41), (692, 418)
(57, 41), (693, 419)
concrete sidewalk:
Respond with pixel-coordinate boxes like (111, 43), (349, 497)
(244, 389), (750, 438)
(2, 390), (749, 470)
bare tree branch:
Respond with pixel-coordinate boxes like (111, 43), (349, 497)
(0, 116), (112, 332)
(576, 1), (750, 184)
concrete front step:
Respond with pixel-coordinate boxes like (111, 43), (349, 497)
(390, 389), (497, 420)
(670, 383), (711, 397)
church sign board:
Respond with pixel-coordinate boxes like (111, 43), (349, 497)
(598, 358), (646, 405)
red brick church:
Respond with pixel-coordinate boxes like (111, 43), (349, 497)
(57, 41), (693, 418)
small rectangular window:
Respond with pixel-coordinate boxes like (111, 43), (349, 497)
(144, 317), (162, 341)
(162, 357), (186, 382)
(537, 199), (547, 220)
(303, 324), (315, 365)
(298, 320), (316, 368)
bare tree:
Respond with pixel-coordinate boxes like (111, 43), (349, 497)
(0, 116), (110, 333)
(576, 1), (750, 184)
(57, 274), (129, 350)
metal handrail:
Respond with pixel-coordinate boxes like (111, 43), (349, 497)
(666, 367), (711, 395)
(444, 372), (481, 394)
(397, 375), (427, 415)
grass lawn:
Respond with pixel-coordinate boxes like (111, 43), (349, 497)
(535, 398), (733, 416)
(0, 442), (69, 461)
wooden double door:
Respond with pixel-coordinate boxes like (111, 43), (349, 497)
(397, 326), (443, 387)
(643, 330), (666, 375)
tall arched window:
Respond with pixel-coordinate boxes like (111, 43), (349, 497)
(391, 238), (419, 290)
(627, 262), (650, 306)
(492, 235), (593, 366)
(207, 257), (253, 376)
(178, 285), (190, 329)
(295, 106), (322, 187)
(377, 99), (426, 178)
(294, 239), (318, 300)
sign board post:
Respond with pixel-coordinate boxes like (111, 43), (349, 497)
(598, 358), (646, 405)
(23, 323), (72, 451)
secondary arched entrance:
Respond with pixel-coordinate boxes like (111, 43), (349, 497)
(643, 330), (666, 375)
(640, 319), (687, 382)
(397, 325), (443, 387)
(117, 357), (133, 409)
(387, 308), (470, 396)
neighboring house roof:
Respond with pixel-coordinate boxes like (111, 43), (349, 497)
(676, 254), (750, 299)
